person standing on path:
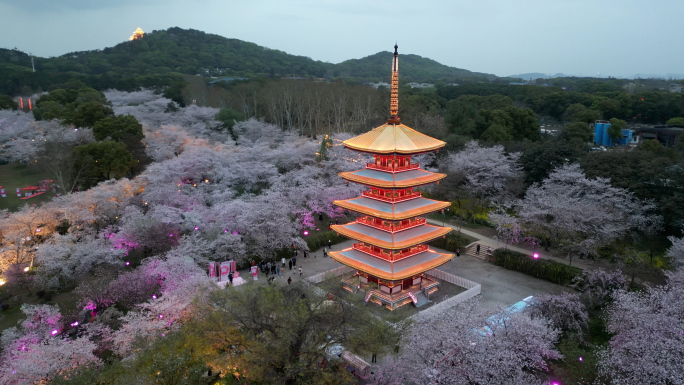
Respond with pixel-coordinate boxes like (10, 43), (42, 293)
(271, 262), (276, 275)
(287, 277), (292, 285)
(456, 248), (460, 257)
(288, 259), (292, 270)
(323, 247), (327, 258)
(266, 261), (271, 276)
(476, 244), (481, 255)
(299, 266), (303, 277)
(228, 272), (233, 286)
(276, 264), (281, 277)
(292, 257), (297, 267)
(281, 257), (286, 267)
(328, 239), (332, 249)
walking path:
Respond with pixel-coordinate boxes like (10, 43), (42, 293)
(426, 218), (595, 271)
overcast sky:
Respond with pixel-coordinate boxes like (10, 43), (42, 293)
(0, 0), (682, 78)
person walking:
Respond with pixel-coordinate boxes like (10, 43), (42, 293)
(281, 257), (286, 267)
(271, 262), (276, 275)
(287, 276), (292, 285)
(228, 272), (233, 286)
(323, 247), (327, 258)
(304, 250), (308, 258)
(266, 261), (272, 276)
(292, 256), (297, 267)
(276, 264), (281, 277)
(288, 259), (293, 270)
(476, 244), (481, 255)
(328, 239), (332, 249)
(456, 248), (461, 257)
(299, 266), (303, 277)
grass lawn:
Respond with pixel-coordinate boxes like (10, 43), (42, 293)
(0, 162), (55, 211)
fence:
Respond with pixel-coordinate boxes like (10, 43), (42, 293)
(425, 269), (480, 289)
(306, 266), (354, 284)
(414, 269), (482, 320)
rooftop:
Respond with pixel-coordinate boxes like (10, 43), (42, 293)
(340, 168), (446, 189)
(332, 222), (451, 250)
(333, 196), (450, 221)
(342, 124), (446, 155)
(328, 247), (453, 280)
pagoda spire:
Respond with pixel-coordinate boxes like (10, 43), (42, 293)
(387, 44), (401, 125)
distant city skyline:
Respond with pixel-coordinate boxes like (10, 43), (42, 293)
(1, 0), (682, 79)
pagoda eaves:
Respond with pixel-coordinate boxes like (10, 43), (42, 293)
(342, 123), (446, 154)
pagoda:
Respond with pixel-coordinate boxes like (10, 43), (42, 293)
(129, 28), (145, 41)
(329, 45), (454, 310)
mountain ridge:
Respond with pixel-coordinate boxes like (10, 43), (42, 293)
(0, 27), (496, 95)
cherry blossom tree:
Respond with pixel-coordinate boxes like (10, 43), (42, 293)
(110, 255), (211, 358)
(526, 292), (588, 335)
(518, 163), (645, 265)
(667, 234), (684, 266)
(444, 141), (522, 202)
(571, 268), (626, 309)
(0, 305), (101, 384)
(382, 299), (561, 385)
(596, 269), (684, 385)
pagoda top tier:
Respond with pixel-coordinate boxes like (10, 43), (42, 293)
(342, 123), (446, 155)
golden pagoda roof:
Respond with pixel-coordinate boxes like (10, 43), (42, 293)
(340, 168), (446, 189)
(334, 196), (450, 221)
(332, 223), (451, 250)
(343, 124), (446, 155)
(328, 247), (453, 280)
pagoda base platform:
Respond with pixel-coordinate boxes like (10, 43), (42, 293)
(341, 273), (440, 310)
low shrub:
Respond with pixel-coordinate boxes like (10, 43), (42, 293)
(429, 232), (471, 252)
(305, 231), (345, 251)
(491, 249), (582, 286)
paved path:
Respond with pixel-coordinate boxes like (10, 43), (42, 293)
(426, 218), (595, 271)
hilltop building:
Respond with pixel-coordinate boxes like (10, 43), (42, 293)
(329, 45), (454, 310)
(129, 28), (145, 41)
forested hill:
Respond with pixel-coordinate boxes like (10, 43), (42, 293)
(0, 27), (493, 94)
(335, 51), (494, 82)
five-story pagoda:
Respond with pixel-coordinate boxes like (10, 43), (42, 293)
(329, 45), (454, 310)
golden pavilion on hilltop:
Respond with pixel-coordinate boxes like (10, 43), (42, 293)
(329, 45), (454, 310)
(129, 28), (145, 41)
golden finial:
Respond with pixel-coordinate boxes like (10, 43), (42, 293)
(387, 44), (400, 125)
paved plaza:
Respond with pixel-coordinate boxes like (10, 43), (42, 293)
(230, 236), (570, 310)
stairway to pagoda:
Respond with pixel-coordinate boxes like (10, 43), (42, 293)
(413, 291), (430, 308)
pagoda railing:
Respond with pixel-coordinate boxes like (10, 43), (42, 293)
(366, 162), (420, 173)
(361, 190), (421, 203)
(356, 217), (426, 233)
(352, 243), (429, 261)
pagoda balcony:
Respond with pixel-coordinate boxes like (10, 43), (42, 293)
(356, 217), (426, 233)
(366, 162), (420, 173)
(361, 190), (421, 203)
(352, 243), (429, 261)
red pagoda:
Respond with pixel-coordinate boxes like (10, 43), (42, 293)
(329, 45), (454, 310)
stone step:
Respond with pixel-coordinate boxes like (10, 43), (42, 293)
(414, 291), (430, 308)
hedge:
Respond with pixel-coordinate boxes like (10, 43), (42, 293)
(305, 230), (345, 251)
(491, 249), (583, 286)
(429, 232), (471, 253)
